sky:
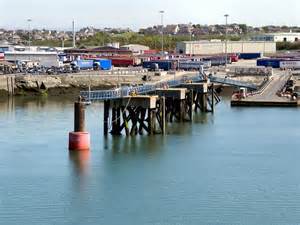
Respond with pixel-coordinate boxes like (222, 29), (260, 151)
(1, 0), (300, 30)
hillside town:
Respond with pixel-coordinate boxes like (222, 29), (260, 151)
(2, 24), (300, 45)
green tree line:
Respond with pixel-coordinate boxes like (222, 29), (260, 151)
(32, 32), (242, 50)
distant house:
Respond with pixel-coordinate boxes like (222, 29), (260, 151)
(251, 32), (300, 42)
(164, 25), (179, 35)
(121, 44), (150, 55)
(33, 34), (43, 41)
(12, 35), (21, 43)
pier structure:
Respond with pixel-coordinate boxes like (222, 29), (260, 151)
(76, 70), (258, 137)
(102, 83), (215, 136)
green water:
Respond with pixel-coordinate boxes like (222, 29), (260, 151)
(1, 96), (300, 225)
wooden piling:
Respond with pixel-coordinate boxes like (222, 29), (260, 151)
(211, 83), (215, 114)
(148, 109), (156, 135)
(188, 90), (193, 120)
(116, 107), (121, 134)
(121, 106), (130, 136)
(194, 93), (199, 113)
(103, 100), (110, 136)
(11, 77), (14, 96)
(179, 100), (185, 122)
(74, 102), (85, 132)
(160, 97), (166, 135)
(111, 106), (119, 135)
(6, 77), (12, 96)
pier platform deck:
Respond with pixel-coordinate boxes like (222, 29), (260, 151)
(231, 72), (297, 107)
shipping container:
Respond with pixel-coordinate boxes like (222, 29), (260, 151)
(178, 60), (211, 70)
(203, 57), (227, 66)
(142, 60), (175, 71)
(280, 60), (300, 69)
(239, 53), (262, 60)
(71, 60), (94, 70)
(257, 58), (281, 68)
(93, 59), (112, 70)
(111, 58), (135, 67)
(143, 50), (158, 55)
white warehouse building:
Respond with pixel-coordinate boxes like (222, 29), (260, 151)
(251, 33), (300, 42)
(5, 51), (60, 67)
(176, 40), (276, 55)
(121, 44), (150, 55)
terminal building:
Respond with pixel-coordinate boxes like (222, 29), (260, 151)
(176, 40), (276, 55)
(251, 32), (300, 42)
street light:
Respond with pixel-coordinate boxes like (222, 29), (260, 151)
(189, 22), (193, 56)
(224, 14), (229, 66)
(159, 10), (165, 54)
(72, 20), (76, 48)
(27, 19), (32, 49)
(189, 22), (193, 41)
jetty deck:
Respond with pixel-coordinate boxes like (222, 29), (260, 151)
(231, 71), (298, 107)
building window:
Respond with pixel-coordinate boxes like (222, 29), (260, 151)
(283, 38), (287, 42)
(295, 38), (299, 42)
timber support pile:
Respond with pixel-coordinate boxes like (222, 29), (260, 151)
(156, 88), (194, 122)
(103, 96), (166, 136)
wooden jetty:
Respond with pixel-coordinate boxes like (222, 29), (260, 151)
(101, 82), (218, 136)
(74, 71), (256, 137)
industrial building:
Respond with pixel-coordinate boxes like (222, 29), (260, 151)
(4, 51), (60, 67)
(121, 44), (150, 55)
(251, 32), (300, 42)
(64, 46), (132, 56)
(176, 40), (276, 55)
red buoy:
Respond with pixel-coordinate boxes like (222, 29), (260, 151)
(69, 132), (90, 151)
(69, 100), (90, 151)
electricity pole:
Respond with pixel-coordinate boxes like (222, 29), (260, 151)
(159, 10), (165, 54)
(27, 19), (32, 49)
(224, 14), (229, 66)
(72, 20), (76, 48)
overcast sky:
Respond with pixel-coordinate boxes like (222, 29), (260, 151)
(1, 0), (300, 30)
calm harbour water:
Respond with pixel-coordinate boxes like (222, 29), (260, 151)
(1, 96), (300, 225)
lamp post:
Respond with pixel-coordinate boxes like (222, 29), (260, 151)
(27, 19), (32, 49)
(189, 22), (193, 56)
(224, 14), (229, 66)
(159, 10), (165, 54)
(72, 20), (76, 48)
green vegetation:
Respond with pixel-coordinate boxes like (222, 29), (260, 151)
(32, 40), (73, 48)
(32, 32), (242, 50)
(277, 42), (300, 51)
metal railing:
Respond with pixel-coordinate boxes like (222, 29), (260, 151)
(80, 72), (258, 102)
(208, 75), (257, 90)
(80, 73), (205, 101)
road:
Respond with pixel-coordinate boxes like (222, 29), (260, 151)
(245, 71), (291, 102)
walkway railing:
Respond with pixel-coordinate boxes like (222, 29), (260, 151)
(80, 73), (205, 101)
(208, 75), (257, 90)
(80, 72), (258, 102)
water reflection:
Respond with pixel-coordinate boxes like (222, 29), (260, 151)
(69, 150), (91, 177)
(0, 95), (74, 114)
(104, 135), (167, 156)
